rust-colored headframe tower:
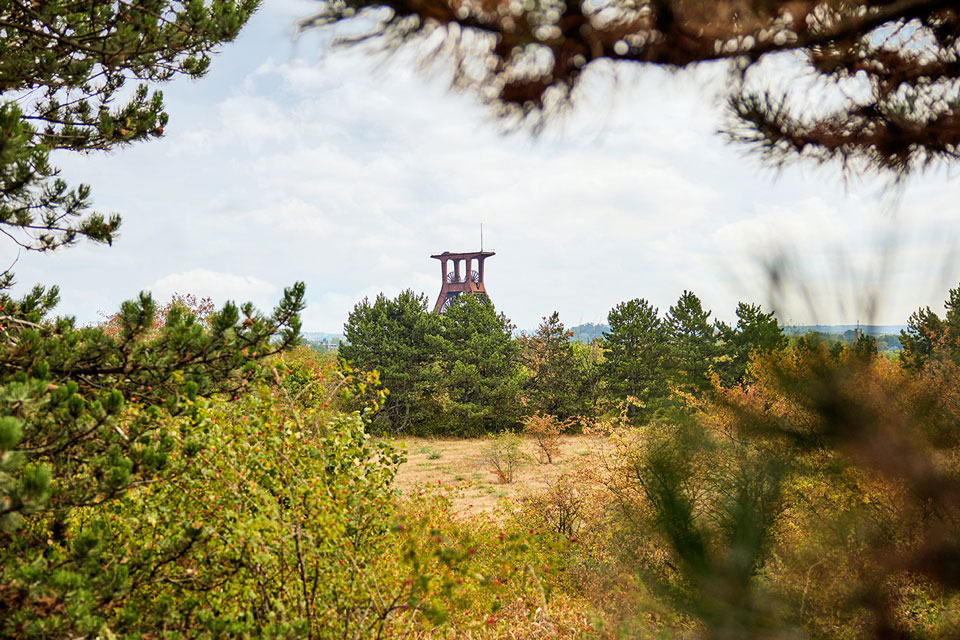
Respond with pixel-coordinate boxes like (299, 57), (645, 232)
(431, 250), (495, 313)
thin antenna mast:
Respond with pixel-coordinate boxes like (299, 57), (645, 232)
(480, 223), (484, 251)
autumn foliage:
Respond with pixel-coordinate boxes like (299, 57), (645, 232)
(523, 413), (573, 465)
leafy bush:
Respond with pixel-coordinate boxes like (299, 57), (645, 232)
(67, 365), (403, 638)
(272, 344), (383, 413)
(518, 474), (589, 538)
(389, 487), (591, 638)
(0, 284), (304, 638)
(481, 432), (528, 484)
(522, 413), (571, 464)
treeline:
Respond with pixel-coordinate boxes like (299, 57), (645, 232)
(572, 322), (903, 351)
(340, 290), (790, 435)
(783, 328), (903, 352)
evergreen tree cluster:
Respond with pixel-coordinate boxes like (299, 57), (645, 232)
(601, 293), (786, 421)
(340, 291), (523, 436)
(900, 283), (960, 370)
(340, 289), (787, 435)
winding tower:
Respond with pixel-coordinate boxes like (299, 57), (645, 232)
(431, 250), (495, 313)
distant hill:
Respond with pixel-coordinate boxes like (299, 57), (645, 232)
(570, 323), (611, 342)
(781, 325), (907, 336)
(563, 323), (907, 349)
(301, 331), (345, 342)
(783, 325), (905, 352)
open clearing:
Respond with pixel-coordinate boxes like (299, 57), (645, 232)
(391, 435), (601, 516)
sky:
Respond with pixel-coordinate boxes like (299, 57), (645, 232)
(9, 0), (960, 332)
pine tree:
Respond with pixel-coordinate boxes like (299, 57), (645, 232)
(0, 6), (313, 635)
(716, 302), (787, 387)
(0, 282), (305, 637)
(600, 298), (668, 420)
(852, 332), (879, 358)
(0, 0), (259, 251)
(519, 311), (586, 420)
(900, 307), (944, 370)
(428, 295), (522, 436)
(340, 290), (440, 433)
(900, 283), (960, 370)
(664, 290), (719, 396)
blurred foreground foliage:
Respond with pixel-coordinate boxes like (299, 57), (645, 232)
(305, 0), (960, 179)
(596, 340), (960, 639)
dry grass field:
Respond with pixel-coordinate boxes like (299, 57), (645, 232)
(391, 435), (602, 516)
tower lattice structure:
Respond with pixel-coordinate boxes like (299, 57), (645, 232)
(431, 250), (495, 313)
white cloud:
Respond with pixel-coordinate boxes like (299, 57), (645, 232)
(148, 269), (279, 306)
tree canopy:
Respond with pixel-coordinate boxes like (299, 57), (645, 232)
(900, 283), (960, 369)
(601, 297), (668, 420)
(305, 0), (960, 178)
(664, 289), (719, 395)
(429, 294), (523, 434)
(518, 311), (587, 420)
(716, 301), (787, 386)
(340, 291), (523, 436)
(340, 289), (440, 433)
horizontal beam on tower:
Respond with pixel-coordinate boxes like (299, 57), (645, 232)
(430, 251), (495, 260)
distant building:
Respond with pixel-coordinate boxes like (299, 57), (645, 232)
(307, 338), (339, 353)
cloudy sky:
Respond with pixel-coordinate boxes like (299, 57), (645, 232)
(10, 0), (960, 331)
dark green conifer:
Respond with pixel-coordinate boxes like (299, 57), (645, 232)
(519, 311), (587, 420)
(664, 290), (720, 396)
(715, 302), (787, 386)
(428, 295), (523, 436)
(600, 298), (669, 421)
(340, 289), (440, 433)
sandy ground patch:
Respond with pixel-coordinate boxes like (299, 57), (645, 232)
(388, 435), (601, 516)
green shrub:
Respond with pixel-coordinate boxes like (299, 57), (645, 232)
(0, 285), (304, 639)
(91, 375), (405, 638)
(481, 432), (528, 484)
